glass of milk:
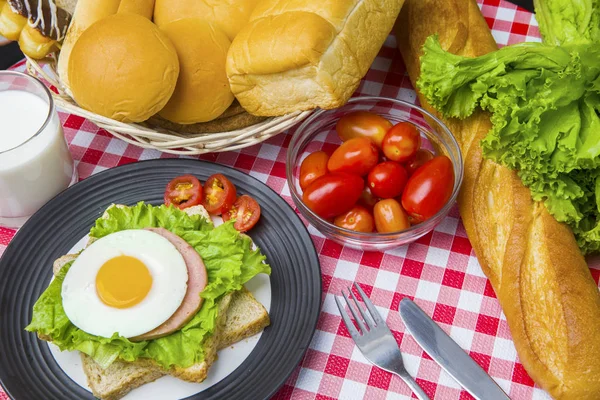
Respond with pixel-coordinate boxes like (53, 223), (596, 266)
(0, 71), (77, 228)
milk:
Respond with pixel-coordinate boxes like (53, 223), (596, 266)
(0, 79), (76, 227)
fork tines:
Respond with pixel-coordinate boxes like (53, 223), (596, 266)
(335, 282), (384, 337)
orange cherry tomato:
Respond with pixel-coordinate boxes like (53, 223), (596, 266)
(373, 199), (410, 233)
(382, 122), (421, 163)
(401, 155), (454, 223)
(336, 111), (393, 148)
(327, 137), (379, 176)
(405, 149), (435, 175)
(367, 161), (408, 199)
(334, 205), (375, 233)
(302, 173), (364, 219)
(299, 151), (329, 191)
(202, 173), (237, 215)
(164, 175), (203, 210)
(222, 195), (261, 232)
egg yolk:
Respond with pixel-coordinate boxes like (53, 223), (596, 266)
(96, 255), (153, 309)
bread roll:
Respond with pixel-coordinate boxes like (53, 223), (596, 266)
(118, 0), (155, 20)
(395, 1), (600, 398)
(57, 0), (121, 90)
(68, 13), (179, 123)
(159, 18), (234, 124)
(153, 0), (260, 41)
(226, 0), (405, 117)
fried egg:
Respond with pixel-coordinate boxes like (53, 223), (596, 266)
(61, 229), (188, 338)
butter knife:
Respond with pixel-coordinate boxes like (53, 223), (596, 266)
(399, 298), (510, 400)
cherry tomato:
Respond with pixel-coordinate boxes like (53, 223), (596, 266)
(222, 195), (261, 232)
(302, 173), (364, 219)
(300, 151), (329, 190)
(401, 155), (454, 223)
(373, 199), (410, 233)
(202, 173), (237, 215)
(367, 161), (408, 199)
(327, 137), (379, 176)
(164, 175), (203, 210)
(405, 149), (435, 175)
(357, 186), (378, 211)
(382, 122), (421, 162)
(336, 111), (393, 148)
(334, 205), (375, 233)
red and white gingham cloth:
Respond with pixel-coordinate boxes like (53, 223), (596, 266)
(2, 2), (599, 399)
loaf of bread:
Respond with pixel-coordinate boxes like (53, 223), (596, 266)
(226, 0), (405, 116)
(395, 1), (600, 398)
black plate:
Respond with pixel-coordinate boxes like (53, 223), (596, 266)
(0, 159), (321, 400)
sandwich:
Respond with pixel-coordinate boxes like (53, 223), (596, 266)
(26, 202), (271, 400)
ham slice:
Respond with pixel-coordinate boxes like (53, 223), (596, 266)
(131, 227), (208, 341)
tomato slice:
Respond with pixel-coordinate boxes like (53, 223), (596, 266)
(373, 199), (410, 233)
(401, 155), (455, 222)
(367, 161), (408, 199)
(222, 195), (261, 232)
(334, 205), (375, 233)
(300, 151), (329, 190)
(336, 111), (393, 148)
(202, 173), (237, 215)
(327, 137), (379, 176)
(164, 175), (203, 210)
(405, 149), (435, 175)
(382, 122), (421, 162)
(302, 173), (364, 219)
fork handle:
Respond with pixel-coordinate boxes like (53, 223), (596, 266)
(396, 372), (431, 400)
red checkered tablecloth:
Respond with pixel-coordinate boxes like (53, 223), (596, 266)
(2, 2), (599, 399)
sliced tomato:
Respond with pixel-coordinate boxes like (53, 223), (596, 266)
(405, 149), (435, 175)
(300, 151), (329, 190)
(327, 137), (379, 176)
(336, 111), (393, 148)
(367, 161), (408, 199)
(222, 195), (261, 232)
(401, 155), (455, 222)
(373, 199), (410, 233)
(164, 175), (203, 210)
(202, 174), (237, 215)
(334, 205), (375, 233)
(382, 122), (421, 162)
(302, 173), (364, 219)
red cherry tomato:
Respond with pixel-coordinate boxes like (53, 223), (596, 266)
(382, 122), (421, 162)
(300, 151), (329, 190)
(357, 186), (379, 211)
(327, 137), (379, 176)
(401, 155), (455, 223)
(164, 175), (203, 210)
(202, 173), (237, 215)
(367, 161), (408, 199)
(302, 173), (364, 219)
(373, 199), (410, 233)
(336, 111), (393, 148)
(222, 195), (261, 232)
(405, 149), (435, 175)
(334, 205), (375, 233)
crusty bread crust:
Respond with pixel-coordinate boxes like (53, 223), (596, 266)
(396, 1), (600, 398)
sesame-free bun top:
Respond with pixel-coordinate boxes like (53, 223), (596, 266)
(158, 18), (234, 125)
(68, 14), (179, 123)
(153, 0), (260, 40)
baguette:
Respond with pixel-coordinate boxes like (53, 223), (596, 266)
(395, 1), (600, 398)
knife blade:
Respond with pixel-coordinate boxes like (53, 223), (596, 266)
(399, 298), (510, 400)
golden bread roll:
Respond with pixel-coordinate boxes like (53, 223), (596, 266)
(0, 1), (26, 40)
(118, 0), (155, 20)
(395, 0), (600, 398)
(226, 0), (405, 117)
(68, 13), (179, 123)
(57, 0), (121, 90)
(158, 18), (234, 124)
(153, 0), (260, 41)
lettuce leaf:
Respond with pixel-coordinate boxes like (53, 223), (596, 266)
(534, 0), (600, 46)
(26, 203), (271, 369)
(417, 36), (600, 254)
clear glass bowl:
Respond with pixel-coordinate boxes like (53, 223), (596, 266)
(286, 96), (464, 251)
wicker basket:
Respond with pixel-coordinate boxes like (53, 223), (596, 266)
(25, 55), (313, 155)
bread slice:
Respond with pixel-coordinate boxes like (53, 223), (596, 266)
(218, 287), (270, 350)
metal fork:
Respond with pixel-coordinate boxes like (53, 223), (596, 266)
(335, 283), (431, 400)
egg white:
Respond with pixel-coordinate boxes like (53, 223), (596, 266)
(61, 229), (189, 339)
